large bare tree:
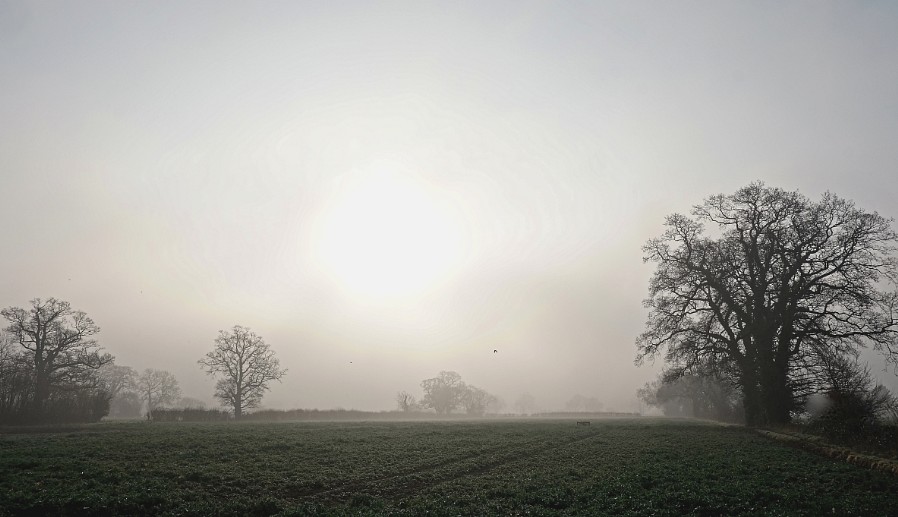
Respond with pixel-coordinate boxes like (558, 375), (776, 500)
(198, 326), (286, 419)
(1, 298), (110, 417)
(637, 183), (898, 426)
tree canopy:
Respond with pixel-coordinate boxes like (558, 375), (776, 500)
(420, 371), (466, 414)
(637, 183), (898, 426)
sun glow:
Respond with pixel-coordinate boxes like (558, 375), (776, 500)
(312, 163), (465, 302)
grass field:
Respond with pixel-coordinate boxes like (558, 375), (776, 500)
(2, 418), (897, 516)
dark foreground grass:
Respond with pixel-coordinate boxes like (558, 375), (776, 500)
(1, 418), (896, 516)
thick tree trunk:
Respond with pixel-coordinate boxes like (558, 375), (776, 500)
(743, 362), (792, 427)
(759, 363), (792, 427)
(747, 330), (793, 427)
(742, 381), (762, 427)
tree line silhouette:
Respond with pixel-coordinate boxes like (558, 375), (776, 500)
(0, 299), (285, 425)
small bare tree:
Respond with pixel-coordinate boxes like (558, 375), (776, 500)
(460, 386), (496, 416)
(97, 363), (136, 401)
(396, 391), (418, 412)
(98, 363), (140, 418)
(136, 369), (181, 418)
(198, 326), (287, 420)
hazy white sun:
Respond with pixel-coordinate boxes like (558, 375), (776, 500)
(313, 164), (463, 301)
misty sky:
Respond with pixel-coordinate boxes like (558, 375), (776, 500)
(2, 1), (898, 412)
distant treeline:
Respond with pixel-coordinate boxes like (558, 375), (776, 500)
(151, 409), (472, 422)
(145, 408), (643, 423)
(244, 409), (418, 421)
(150, 408), (230, 422)
(531, 411), (641, 418)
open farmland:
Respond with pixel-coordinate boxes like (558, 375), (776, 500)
(2, 419), (897, 516)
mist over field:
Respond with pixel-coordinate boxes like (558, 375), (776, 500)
(2, 1), (898, 415)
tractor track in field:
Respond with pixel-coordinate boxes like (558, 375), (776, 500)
(756, 429), (898, 476)
(286, 430), (601, 504)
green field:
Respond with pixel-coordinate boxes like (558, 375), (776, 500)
(1, 418), (896, 516)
